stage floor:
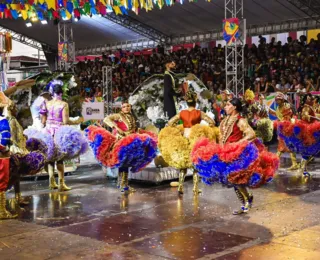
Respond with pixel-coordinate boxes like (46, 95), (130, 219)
(2, 157), (320, 260)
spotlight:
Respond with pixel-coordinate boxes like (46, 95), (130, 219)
(18, 14), (22, 17)
(41, 20), (48, 25)
(62, 17), (69, 21)
(31, 17), (38, 22)
(74, 18), (79, 22)
(26, 22), (32, 27)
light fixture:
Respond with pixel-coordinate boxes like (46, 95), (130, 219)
(74, 18), (79, 22)
(62, 17), (69, 21)
(31, 17), (38, 22)
(41, 20), (48, 25)
(18, 13), (22, 17)
(26, 22), (32, 27)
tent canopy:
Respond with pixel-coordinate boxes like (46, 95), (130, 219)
(0, 0), (306, 50)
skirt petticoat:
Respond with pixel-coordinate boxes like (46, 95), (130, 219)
(277, 120), (320, 159)
(85, 125), (157, 173)
(192, 138), (279, 188)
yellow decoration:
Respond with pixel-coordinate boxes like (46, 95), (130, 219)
(113, 6), (123, 15)
(10, 4), (21, 11)
(134, 0), (139, 8)
(46, 0), (56, 10)
(21, 10), (28, 20)
(66, 10), (72, 20)
(39, 0), (45, 4)
(100, 0), (107, 5)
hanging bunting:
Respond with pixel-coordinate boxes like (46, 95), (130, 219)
(0, 0), (212, 21)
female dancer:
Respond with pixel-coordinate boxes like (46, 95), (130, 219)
(192, 98), (279, 214)
(270, 92), (299, 170)
(159, 91), (218, 194)
(103, 102), (138, 192)
(42, 84), (83, 191)
(87, 101), (157, 193)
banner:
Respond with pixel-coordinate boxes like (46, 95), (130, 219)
(58, 42), (68, 62)
(223, 18), (239, 45)
(82, 102), (105, 121)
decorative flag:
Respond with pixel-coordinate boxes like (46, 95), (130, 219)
(223, 18), (240, 45)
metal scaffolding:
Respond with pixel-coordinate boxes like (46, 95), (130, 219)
(285, 0), (320, 22)
(58, 21), (75, 71)
(104, 13), (171, 45)
(75, 14), (319, 56)
(225, 0), (246, 97)
(0, 25), (55, 52)
(102, 66), (113, 115)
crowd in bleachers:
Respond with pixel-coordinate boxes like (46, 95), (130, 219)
(74, 33), (320, 101)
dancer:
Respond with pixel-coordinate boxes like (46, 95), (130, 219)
(163, 60), (181, 119)
(192, 98), (279, 214)
(86, 101), (157, 193)
(103, 102), (137, 192)
(5, 99), (29, 206)
(0, 93), (14, 219)
(269, 92), (299, 170)
(242, 90), (273, 143)
(42, 84), (84, 191)
(159, 91), (218, 194)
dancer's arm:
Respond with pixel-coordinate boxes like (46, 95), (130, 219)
(103, 114), (125, 135)
(167, 114), (180, 126)
(200, 111), (215, 127)
(62, 103), (83, 125)
(238, 118), (256, 142)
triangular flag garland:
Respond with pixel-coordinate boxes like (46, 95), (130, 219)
(0, 0), (209, 21)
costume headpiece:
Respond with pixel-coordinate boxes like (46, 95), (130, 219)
(244, 89), (255, 101)
(184, 91), (197, 103)
(45, 79), (63, 95)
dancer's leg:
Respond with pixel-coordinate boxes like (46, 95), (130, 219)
(178, 169), (187, 194)
(48, 162), (58, 190)
(57, 160), (71, 191)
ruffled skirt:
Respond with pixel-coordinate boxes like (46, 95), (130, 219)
(158, 124), (219, 169)
(192, 139), (279, 188)
(24, 126), (88, 162)
(277, 120), (320, 159)
(85, 126), (157, 173)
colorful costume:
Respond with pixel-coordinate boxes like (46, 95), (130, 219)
(0, 93), (46, 219)
(86, 109), (157, 192)
(242, 90), (273, 143)
(0, 115), (13, 219)
(270, 93), (299, 170)
(42, 95), (87, 191)
(277, 98), (320, 176)
(159, 91), (219, 194)
(192, 113), (279, 214)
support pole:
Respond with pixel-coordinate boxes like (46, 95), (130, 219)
(102, 66), (113, 115)
(58, 21), (75, 71)
(225, 0), (246, 97)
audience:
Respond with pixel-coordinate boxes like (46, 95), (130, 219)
(75, 34), (320, 101)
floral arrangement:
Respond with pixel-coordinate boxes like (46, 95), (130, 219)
(129, 73), (211, 128)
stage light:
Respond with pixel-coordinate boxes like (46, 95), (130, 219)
(26, 22), (32, 27)
(31, 17), (38, 22)
(74, 18), (79, 22)
(41, 20), (48, 25)
(18, 14), (22, 17)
